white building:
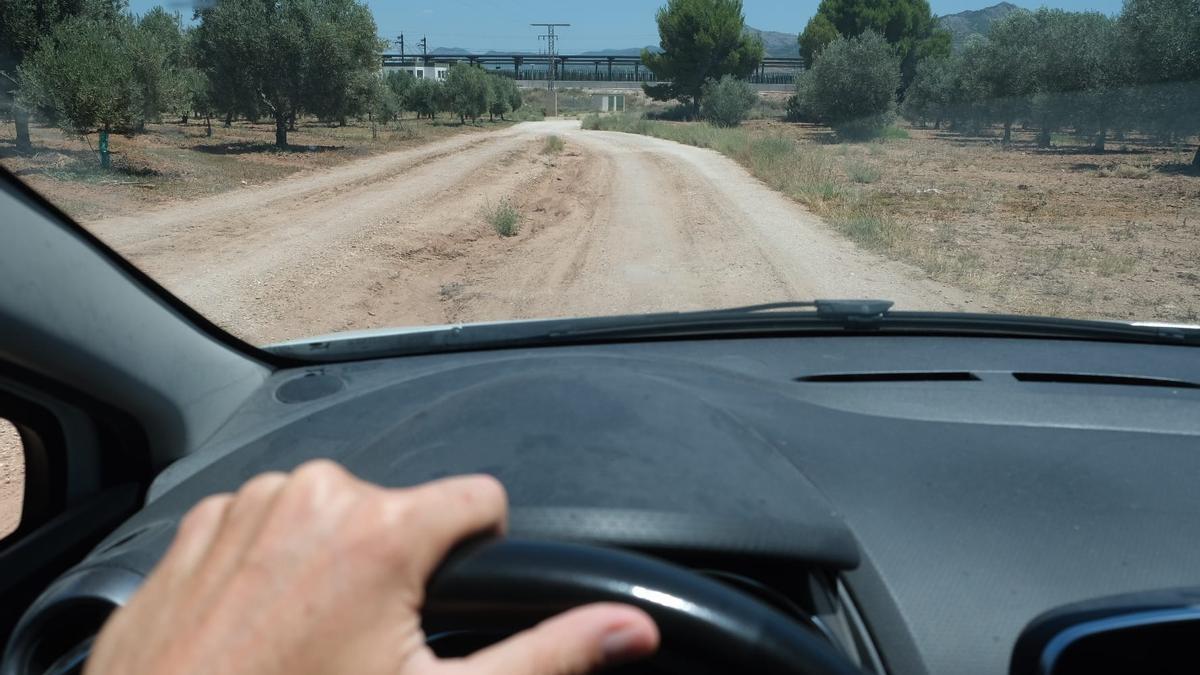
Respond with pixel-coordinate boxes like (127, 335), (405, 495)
(383, 63), (448, 81)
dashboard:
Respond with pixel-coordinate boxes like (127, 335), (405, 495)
(6, 335), (1200, 675)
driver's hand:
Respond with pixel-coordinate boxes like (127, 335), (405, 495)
(85, 460), (659, 675)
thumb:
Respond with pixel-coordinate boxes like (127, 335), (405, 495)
(452, 603), (659, 675)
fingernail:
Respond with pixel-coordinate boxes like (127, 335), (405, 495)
(602, 625), (649, 665)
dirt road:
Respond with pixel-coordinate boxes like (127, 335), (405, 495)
(89, 120), (976, 345)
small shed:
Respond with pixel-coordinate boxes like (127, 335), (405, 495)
(592, 94), (626, 112)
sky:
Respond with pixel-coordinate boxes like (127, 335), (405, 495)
(139, 1), (1128, 52)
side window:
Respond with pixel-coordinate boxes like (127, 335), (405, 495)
(0, 418), (23, 541)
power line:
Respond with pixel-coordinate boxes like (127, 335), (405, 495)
(531, 23), (570, 117)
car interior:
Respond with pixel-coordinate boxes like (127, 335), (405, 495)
(2, 168), (1200, 674)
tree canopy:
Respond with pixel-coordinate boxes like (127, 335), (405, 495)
(642, 0), (763, 114)
(797, 0), (950, 86)
(19, 8), (190, 138)
(805, 30), (901, 138)
(897, 1), (1200, 164)
(444, 64), (490, 123)
(193, 0), (379, 147)
(1, 0), (126, 150)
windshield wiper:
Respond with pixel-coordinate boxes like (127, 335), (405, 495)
(266, 299), (1200, 362)
(708, 299), (894, 321)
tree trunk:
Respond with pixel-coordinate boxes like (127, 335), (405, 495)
(1002, 121), (1012, 147)
(14, 107), (33, 153)
(1192, 144), (1200, 169)
(1093, 129), (1106, 153)
(181, 114), (189, 124)
(274, 114), (288, 148)
(224, 111), (233, 128)
(287, 112), (296, 132)
(1037, 128), (1051, 149)
(206, 114), (213, 138)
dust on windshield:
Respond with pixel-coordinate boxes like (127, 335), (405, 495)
(2, 0), (1198, 344)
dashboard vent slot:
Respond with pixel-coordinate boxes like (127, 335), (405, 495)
(1012, 372), (1200, 389)
(797, 371), (980, 383)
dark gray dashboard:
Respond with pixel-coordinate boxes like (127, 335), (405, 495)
(28, 336), (1200, 674)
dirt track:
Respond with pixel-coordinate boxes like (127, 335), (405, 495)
(88, 120), (977, 345)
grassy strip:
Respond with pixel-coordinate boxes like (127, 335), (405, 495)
(582, 113), (905, 251)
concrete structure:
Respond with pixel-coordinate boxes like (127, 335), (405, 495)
(384, 62), (448, 81)
(592, 94), (626, 112)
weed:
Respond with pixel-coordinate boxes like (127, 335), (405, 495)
(844, 159), (882, 184)
(484, 199), (520, 237)
(1095, 254), (1137, 277)
(542, 135), (565, 154)
(1096, 163), (1151, 179)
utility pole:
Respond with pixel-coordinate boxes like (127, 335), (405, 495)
(531, 23), (569, 117)
(396, 33), (405, 64)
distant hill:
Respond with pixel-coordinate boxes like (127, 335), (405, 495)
(745, 26), (800, 58)
(938, 2), (1022, 49)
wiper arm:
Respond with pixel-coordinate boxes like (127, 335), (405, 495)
(709, 299), (894, 322)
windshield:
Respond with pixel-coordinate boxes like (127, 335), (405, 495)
(2, 0), (1198, 345)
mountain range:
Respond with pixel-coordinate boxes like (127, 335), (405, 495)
(938, 2), (1022, 48)
(422, 4), (1023, 59)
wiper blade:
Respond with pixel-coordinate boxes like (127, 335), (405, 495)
(710, 299), (894, 322)
(266, 300), (1199, 363)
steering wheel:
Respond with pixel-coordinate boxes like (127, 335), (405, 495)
(424, 539), (864, 674)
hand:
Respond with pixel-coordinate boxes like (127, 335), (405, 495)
(85, 460), (658, 675)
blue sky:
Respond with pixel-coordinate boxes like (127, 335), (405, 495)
(140, 1), (1126, 52)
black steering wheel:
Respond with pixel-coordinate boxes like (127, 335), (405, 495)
(424, 539), (864, 674)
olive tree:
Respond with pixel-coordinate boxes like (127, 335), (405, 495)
(700, 75), (757, 127)
(901, 56), (953, 128)
(974, 11), (1038, 145)
(805, 30), (900, 138)
(1119, 0), (1200, 166)
(0, 0), (125, 151)
(444, 64), (490, 123)
(486, 75), (509, 121)
(18, 14), (141, 136)
(405, 78), (441, 120)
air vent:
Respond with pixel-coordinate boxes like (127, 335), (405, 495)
(1012, 372), (1200, 389)
(797, 372), (980, 383)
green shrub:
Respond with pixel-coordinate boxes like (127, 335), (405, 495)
(542, 135), (565, 154)
(785, 71), (821, 123)
(806, 31), (900, 139)
(700, 75), (757, 127)
(484, 199), (520, 236)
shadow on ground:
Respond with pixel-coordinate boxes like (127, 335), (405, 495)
(191, 141), (344, 155)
